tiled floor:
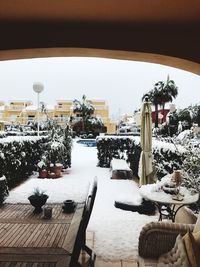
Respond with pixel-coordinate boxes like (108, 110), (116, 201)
(79, 231), (138, 267)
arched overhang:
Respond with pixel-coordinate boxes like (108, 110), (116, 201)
(0, 48), (200, 76)
(0, 0), (200, 74)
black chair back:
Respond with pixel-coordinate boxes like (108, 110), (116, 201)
(70, 178), (97, 267)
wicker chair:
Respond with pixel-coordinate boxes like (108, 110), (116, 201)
(138, 206), (198, 259)
(139, 221), (194, 259)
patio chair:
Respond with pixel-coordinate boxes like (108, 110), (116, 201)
(70, 178), (97, 267)
(138, 207), (199, 267)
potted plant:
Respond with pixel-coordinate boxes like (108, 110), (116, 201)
(28, 188), (49, 213)
(47, 140), (65, 178)
(37, 156), (49, 178)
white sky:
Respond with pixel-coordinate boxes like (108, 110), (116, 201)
(0, 57), (200, 120)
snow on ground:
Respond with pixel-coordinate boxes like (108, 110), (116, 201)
(6, 140), (158, 260)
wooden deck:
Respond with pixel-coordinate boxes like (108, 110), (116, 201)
(0, 203), (85, 267)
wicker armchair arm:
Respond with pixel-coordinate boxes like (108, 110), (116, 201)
(138, 221), (194, 259)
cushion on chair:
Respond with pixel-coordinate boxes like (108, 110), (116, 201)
(157, 234), (190, 267)
(193, 213), (200, 233)
(182, 230), (200, 267)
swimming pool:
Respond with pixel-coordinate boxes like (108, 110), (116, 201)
(76, 139), (96, 147)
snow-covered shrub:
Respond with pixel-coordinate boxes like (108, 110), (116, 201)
(96, 136), (185, 179)
(152, 139), (185, 178)
(0, 176), (9, 205)
(181, 143), (200, 211)
(96, 136), (141, 176)
(0, 131), (7, 138)
(40, 119), (72, 168)
(46, 140), (66, 166)
(0, 136), (48, 187)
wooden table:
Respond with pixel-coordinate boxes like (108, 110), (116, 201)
(146, 189), (199, 222)
(0, 203), (85, 267)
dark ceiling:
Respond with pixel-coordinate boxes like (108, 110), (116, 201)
(0, 0), (200, 65)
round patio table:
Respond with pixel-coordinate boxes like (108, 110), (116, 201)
(146, 188), (199, 222)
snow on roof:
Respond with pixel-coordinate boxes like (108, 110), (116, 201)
(9, 99), (32, 103)
(56, 100), (73, 103)
(23, 105), (37, 111)
(46, 104), (55, 111)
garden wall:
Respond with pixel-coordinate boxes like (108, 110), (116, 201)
(96, 136), (185, 179)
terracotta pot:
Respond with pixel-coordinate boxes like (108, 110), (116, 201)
(51, 165), (62, 178)
(38, 170), (48, 178)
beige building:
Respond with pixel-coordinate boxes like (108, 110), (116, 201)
(0, 99), (116, 134)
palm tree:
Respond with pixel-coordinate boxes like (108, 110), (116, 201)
(159, 75), (178, 120)
(142, 85), (163, 127)
(142, 76), (178, 127)
(73, 95), (95, 132)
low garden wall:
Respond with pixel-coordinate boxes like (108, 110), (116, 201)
(0, 136), (48, 188)
(96, 136), (185, 179)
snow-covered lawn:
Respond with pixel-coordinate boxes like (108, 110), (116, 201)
(6, 141), (158, 261)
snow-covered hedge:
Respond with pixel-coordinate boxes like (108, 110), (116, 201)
(0, 136), (48, 187)
(0, 131), (7, 138)
(96, 136), (141, 176)
(152, 139), (185, 178)
(96, 136), (185, 178)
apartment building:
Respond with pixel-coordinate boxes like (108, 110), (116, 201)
(0, 99), (116, 134)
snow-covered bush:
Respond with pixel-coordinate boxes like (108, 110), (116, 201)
(0, 136), (48, 187)
(96, 136), (141, 176)
(181, 143), (200, 211)
(152, 139), (184, 178)
(46, 140), (66, 166)
(0, 131), (7, 138)
(0, 176), (9, 205)
(40, 119), (72, 168)
(96, 136), (185, 179)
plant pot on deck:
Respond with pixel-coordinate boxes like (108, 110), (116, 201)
(28, 194), (49, 213)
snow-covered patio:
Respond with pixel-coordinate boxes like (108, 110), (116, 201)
(6, 140), (158, 261)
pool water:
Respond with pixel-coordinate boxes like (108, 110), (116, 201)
(76, 139), (96, 147)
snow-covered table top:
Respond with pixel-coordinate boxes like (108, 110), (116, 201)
(145, 189), (199, 206)
(110, 158), (131, 171)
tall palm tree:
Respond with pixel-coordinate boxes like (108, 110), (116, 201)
(142, 76), (178, 127)
(160, 75), (178, 119)
(142, 84), (163, 127)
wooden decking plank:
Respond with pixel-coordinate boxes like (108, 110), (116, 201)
(8, 224), (37, 247)
(0, 252), (68, 262)
(38, 223), (56, 247)
(42, 224), (60, 247)
(6, 224), (33, 247)
(28, 224), (46, 247)
(0, 223), (11, 237)
(0, 203), (85, 267)
(57, 224), (71, 249)
(0, 224), (22, 246)
(52, 205), (60, 219)
(23, 223), (45, 247)
(62, 206), (84, 253)
(7, 224), (37, 247)
(45, 224), (62, 247)
(51, 224), (66, 248)
(14, 224), (32, 247)
(30, 224), (52, 248)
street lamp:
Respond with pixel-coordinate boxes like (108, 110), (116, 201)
(33, 82), (44, 136)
